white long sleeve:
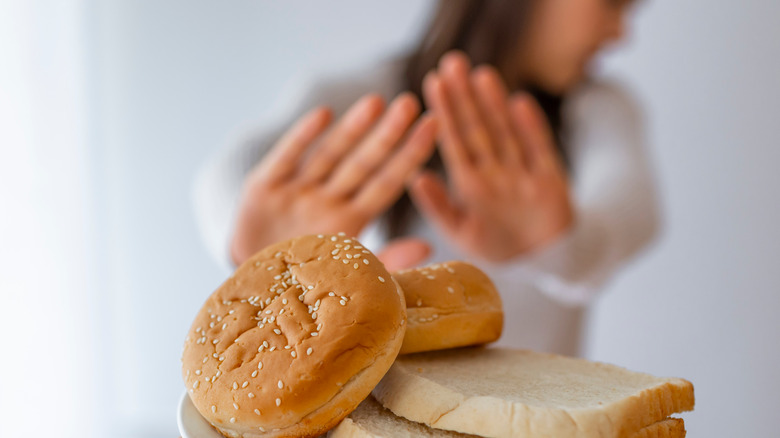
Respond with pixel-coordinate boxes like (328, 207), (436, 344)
(476, 80), (660, 307)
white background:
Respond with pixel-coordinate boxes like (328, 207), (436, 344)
(1, 0), (778, 436)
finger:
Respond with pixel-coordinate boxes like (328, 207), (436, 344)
(352, 115), (437, 215)
(470, 66), (524, 168)
(299, 94), (385, 184)
(508, 93), (559, 174)
(325, 92), (420, 197)
(377, 238), (431, 271)
(439, 51), (496, 165)
(422, 72), (472, 190)
(407, 170), (461, 236)
(253, 106), (332, 184)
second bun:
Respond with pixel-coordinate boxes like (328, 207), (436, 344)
(393, 261), (503, 354)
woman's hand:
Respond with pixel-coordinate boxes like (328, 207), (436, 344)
(411, 52), (573, 262)
(231, 92), (437, 268)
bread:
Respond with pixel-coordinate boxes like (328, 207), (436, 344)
(372, 348), (694, 438)
(329, 397), (685, 438)
(181, 234), (407, 438)
(393, 261), (503, 354)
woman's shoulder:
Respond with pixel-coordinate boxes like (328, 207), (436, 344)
(564, 78), (644, 125)
(287, 52), (410, 111)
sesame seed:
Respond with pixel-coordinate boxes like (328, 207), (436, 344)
(195, 370), (202, 375)
(328, 292), (335, 297)
(242, 381), (249, 388)
(331, 249), (339, 255)
(340, 300), (346, 306)
(307, 285), (314, 290)
(270, 346), (276, 351)
(311, 332), (319, 337)
(228, 309), (235, 315)
(273, 329), (281, 335)
(378, 276), (385, 283)
(233, 403), (239, 410)
(263, 341), (269, 348)
(209, 322), (215, 328)
(192, 381), (199, 389)
(277, 379), (284, 389)
(202, 357), (208, 364)
(279, 309), (285, 315)
(315, 299), (321, 308)
(212, 339), (219, 345)
(307, 347), (313, 355)
(211, 405), (216, 413)
(342, 259), (349, 264)
(284, 345), (291, 349)
(248, 392), (255, 398)
(276, 398), (281, 406)
(219, 356), (225, 361)
(354, 263), (359, 269)
(291, 351), (297, 358)
(274, 275), (281, 280)
(311, 312), (317, 319)
(212, 353), (219, 358)
(222, 323), (227, 329)
(282, 298), (288, 305)
(267, 266), (274, 271)
(230, 417), (236, 423)
(257, 361), (263, 370)
(346, 254), (352, 259)
(363, 259), (369, 265)
(251, 370), (258, 378)
(447, 286), (454, 293)
(233, 382), (238, 390)
(255, 408), (261, 415)
(216, 370), (221, 377)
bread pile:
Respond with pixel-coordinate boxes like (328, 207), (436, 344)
(181, 234), (694, 438)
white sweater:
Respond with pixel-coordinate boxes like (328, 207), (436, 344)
(192, 57), (659, 357)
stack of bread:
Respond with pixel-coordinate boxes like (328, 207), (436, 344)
(181, 234), (694, 438)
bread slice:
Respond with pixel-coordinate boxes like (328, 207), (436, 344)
(329, 397), (686, 438)
(372, 348), (694, 438)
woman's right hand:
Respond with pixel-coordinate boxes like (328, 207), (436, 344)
(230, 92), (438, 267)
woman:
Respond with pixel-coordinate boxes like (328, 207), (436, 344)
(194, 0), (658, 356)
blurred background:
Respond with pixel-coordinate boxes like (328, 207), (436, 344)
(1, 0), (778, 436)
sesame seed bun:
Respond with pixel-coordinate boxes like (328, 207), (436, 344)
(181, 234), (407, 438)
(393, 261), (503, 355)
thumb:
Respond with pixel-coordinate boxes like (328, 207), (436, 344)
(376, 237), (431, 271)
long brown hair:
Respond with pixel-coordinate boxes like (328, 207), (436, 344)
(385, 0), (568, 238)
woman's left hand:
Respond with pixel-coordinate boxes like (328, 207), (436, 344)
(411, 51), (574, 262)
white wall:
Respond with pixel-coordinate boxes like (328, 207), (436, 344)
(3, 0), (776, 436)
(591, 1), (780, 436)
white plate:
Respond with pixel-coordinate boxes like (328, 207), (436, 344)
(177, 391), (224, 438)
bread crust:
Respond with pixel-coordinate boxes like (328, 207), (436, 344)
(372, 348), (694, 438)
(393, 262), (503, 354)
(181, 234), (406, 437)
(329, 397), (684, 438)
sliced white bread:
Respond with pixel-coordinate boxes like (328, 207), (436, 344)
(329, 397), (686, 438)
(372, 348), (694, 438)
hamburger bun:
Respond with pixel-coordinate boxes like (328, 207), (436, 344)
(392, 261), (503, 354)
(181, 234), (407, 438)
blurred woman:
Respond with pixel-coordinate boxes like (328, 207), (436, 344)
(194, 0), (657, 356)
